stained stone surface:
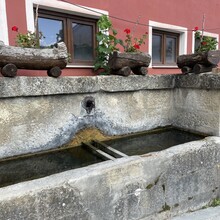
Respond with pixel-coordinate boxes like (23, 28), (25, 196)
(0, 137), (219, 219)
(175, 72), (220, 89)
(0, 73), (220, 219)
(172, 206), (220, 220)
(0, 73), (219, 159)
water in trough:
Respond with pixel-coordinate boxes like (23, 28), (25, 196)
(0, 126), (206, 187)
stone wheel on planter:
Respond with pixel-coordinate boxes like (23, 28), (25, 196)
(1, 63), (62, 78)
(47, 66), (62, 78)
(1, 63), (17, 77)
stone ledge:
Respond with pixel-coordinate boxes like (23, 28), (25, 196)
(172, 206), (220, 220)
(175, 72), (220, 89)
(0, 75), (175, 98)
(0, 73), (220, 98)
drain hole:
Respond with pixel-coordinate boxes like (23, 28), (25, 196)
(82, 96), (95, 114)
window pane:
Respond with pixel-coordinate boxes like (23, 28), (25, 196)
(166, 36), (176, 63)
(38, 17), (64, 47)
(152, 34), (162, 63)
(72, 23), (93, 60)
(195, 38), (201, 51)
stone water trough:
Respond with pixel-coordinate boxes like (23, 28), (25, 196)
(0, 73), (220, 219)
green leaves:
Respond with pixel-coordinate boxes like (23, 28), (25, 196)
(195, 31), (218, 53)
(94, 15), (148, 74)
(94, 15), (122, 74)
(15, 31), (44, 48)
(112, 29), (118, 36)
(97, 15), (112, 31)
(123, 31), (147, 52)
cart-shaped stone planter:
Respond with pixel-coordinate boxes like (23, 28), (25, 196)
(0, 41), (68, 77)
(177, 50), (220, 74)
(108, 51), (151, 76)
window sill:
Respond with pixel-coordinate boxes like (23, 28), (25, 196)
(152, 65), (178, 69)
(66, 64), (94, 68)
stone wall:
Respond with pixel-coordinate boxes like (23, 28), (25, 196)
(0, 136), (219, 220)
(0, 73), (220, 219)
(173, 74), (220, 136)
(0, 75), (175, 159)
(0, 73), (219, 160)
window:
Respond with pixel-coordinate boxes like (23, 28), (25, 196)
(152, 30), (179, 65)
(37, 10), (97, 65)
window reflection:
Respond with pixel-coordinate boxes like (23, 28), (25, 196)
(38, 17), (64, 47)
(37, 10), (97, 65)
(152, 30), (179, 65)
(152, 34), (162, 63)
(72, 23), (93, 61)
(166, 36), (176, 63)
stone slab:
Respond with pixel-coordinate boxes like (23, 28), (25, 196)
(0, 137), (219, 219)
(172, 206), (220, 220)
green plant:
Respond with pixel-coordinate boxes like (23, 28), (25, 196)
(11, 4), (44, 48)
(122, 28), (147, 52)
(94, 15), (148, 74)
(15, 31), (44, 48)
(94, 15), (123, 74)
(194, 26), (218, 53)
(210, 198), (220, 207)
(12, 27), (44, 48)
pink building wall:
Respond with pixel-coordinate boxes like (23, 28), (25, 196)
(3, 0), (220, 76)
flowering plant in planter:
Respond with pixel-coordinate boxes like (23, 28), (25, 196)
(94, 15), (148, 74)
(2, 25), (68, 78)
(122, 28), (148, 52)
(12, 26), (44, 48)
(194, 26), (218, 53)
(94, 15), (123, 74)
(177, 27), (219, 75)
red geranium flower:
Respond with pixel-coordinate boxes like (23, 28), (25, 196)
(145, 31), (148, 34)
(202, 41), (207, 45)
(194, 26), (199, 31)
(133, 44), (140, 49)
(12, 26), (18, 32)
(124, 28), (131, 34)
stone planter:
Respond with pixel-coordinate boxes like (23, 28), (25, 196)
(108, 51), (151, 76)
(0, 41), (68, 77)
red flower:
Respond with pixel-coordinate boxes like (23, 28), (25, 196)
(133, 44), (140, 49)
(145, 31), (148, 34)
(124, 28), (131, 34)
(194, 26), (199, 31)
(12, 26), (18, 32)
(202, 41), (207, 45)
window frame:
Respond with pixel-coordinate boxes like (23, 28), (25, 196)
(26, 0), (108, 68)
(67, 17), (97, 65)
(37, 9), (97, 66)
(152, 30), (179, 66)
(148, 20), (187, 68)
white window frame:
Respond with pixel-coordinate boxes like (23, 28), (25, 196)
(192, 30), (219, 53)
(0, 0), (9, 45)
(25, 0), (108, 68)
(149, 20), (187, 68)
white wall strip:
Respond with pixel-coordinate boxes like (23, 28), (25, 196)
(0, 0), (9, 45)
(25, 0), (108, 32)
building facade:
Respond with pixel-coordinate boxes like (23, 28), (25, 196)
(1, 0), (220, 76)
